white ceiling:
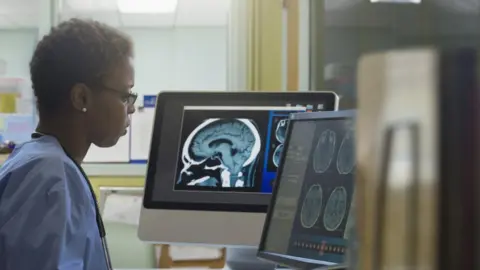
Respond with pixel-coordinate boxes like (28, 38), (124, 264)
(0, 0), (230, 28)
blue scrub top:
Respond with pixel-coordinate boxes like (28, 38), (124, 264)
(0, 136), (109, 270)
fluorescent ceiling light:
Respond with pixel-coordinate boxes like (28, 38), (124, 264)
(117, 0), (178, 14)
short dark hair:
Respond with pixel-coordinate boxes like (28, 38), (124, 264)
(30, 18), (133, 115)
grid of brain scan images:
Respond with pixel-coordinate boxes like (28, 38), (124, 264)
(287, 118), (355, 264)
(174, 106), (304, 193)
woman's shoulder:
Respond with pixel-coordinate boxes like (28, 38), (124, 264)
(6, 137), (75, 166)
(4, 151), (71, 171)
(0, 149), (79, 204)
(0, 142), (79, 184)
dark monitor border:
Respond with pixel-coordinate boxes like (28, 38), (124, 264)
(143, 91), (339, 213)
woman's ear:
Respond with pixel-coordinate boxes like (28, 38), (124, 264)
(70, 83), (92, 112)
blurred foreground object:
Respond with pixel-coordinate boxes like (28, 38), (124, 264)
(0, 93), (16, 113)
(357, 47), (480, 270)
(0, 78), (33, 114)
(0, 140), (15, 154)
(0, 154), (8, 163)
(345, 196), (358, 269)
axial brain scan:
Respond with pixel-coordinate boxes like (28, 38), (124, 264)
(323, 186), (348, 231)
(300, 184), (323, 228)
(177, 118), (262, 188)
(275, 119), (288, 143)
(337, 130), (355, 175)
(273, 144), (284, 168)
(313, 129), (337, 173)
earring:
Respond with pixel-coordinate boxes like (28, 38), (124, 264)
(82, 108), (87, 112)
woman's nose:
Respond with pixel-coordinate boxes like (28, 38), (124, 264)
(128, 104), (136, 114)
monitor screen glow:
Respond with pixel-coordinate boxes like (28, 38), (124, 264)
(260, 112), (355, 267)
(142, 92), (339, 213)
(175, 106), (305, 194)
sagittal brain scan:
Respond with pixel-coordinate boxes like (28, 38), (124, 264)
(313, 129), (337, 173)
(275, 119), (288, 143)
(175, 107), (304, 193)
(273, 144), (284, 168)
(177, 118), (261, 188)
(323, 186), (348, 232)
(300, 184), (323, 228)
(337, 130), (355, 175)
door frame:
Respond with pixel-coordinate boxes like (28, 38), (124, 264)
(284, 0), (310, 91)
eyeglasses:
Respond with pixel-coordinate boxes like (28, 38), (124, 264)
(101, 85), (138, 106)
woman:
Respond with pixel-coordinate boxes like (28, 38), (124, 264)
(0, 18), (136, 270)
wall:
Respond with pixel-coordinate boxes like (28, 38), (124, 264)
(0, 29), (36, 78)
(0, 30), (36, 113)
(123, 27), (227, 95)
(0, 27), (228, 97)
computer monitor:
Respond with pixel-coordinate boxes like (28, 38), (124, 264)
(257, 110), (355, 270)
(138, 91), (339, 247)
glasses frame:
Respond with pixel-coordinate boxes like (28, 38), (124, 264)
(97, 84), (138, 107)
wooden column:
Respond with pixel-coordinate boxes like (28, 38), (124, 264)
(285, 0), (300, 91)
(246, 0), (283, 91)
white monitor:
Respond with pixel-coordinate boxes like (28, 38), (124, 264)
(138, 91), (339, 247)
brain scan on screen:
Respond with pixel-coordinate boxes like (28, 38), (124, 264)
(272, 144), (284, 168)
(272, 116), (355, 265)
(337, 129), (355, 175)
(275, 119), (288, 143)
(313, 129), (337, 173)
(177, 118), (261, 188)
(323, 186), (348, 232)
(300, 184), (323, 228)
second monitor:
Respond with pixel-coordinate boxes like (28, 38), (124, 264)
(257, 110), (356, 269)
(139, 92), (339, 247)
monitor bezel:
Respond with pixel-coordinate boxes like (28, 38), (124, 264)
(257, 109), (356, 269)
(142, 91), (339, 213)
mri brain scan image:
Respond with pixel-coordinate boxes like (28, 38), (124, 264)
(300, 184), (323, 228)
(272, 144), (284, 168)
(337, 130), (355, 175)
(313, 129), (337, 173)
(275, 119), (288, 143)
(177, 118), (261, 188)
(323, 186), (348, 232)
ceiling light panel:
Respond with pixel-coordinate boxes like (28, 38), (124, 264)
(65, 0), (118, 11)
(175, 0), (229, 26)
(0, 0), (36, 15)
(120, 13), (175, 27)
(5, 12), (38, 27)
(117, 0), (178, 14)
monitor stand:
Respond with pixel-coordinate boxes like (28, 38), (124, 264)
(226, 247), (276, 270)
